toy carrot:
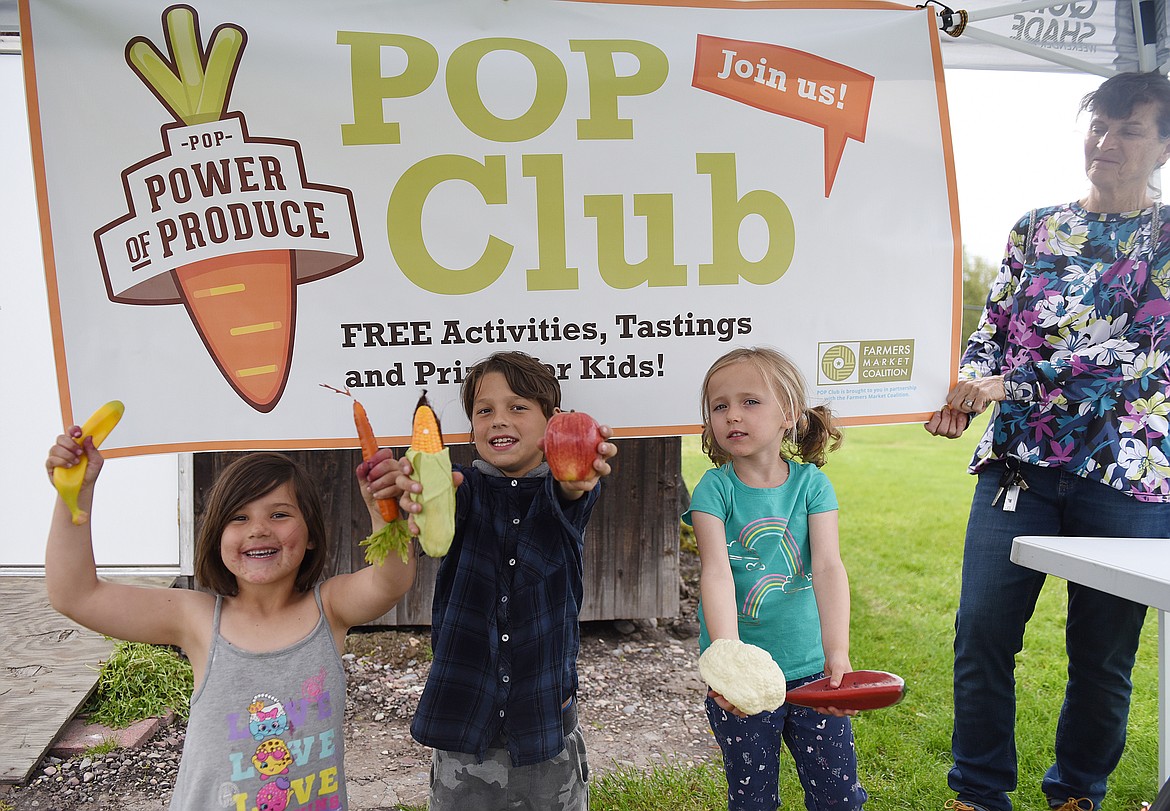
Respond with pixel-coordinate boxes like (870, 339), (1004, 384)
(405, 392), (455, 558)
(322, 385), (412, 565)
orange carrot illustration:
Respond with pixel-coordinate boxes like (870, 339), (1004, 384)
(175, 249), (294, 411)
(126, 8), (293, 411)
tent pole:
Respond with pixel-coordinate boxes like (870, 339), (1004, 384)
(959, 0), (1075, 24)
(1132, 0), (1157, 73)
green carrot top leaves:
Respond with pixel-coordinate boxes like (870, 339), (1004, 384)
(126, 5), (246, 126)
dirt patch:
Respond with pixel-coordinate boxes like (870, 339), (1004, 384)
(4, 551), (713, 810)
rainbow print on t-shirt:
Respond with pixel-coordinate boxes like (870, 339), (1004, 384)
(735, 517), (812, 621)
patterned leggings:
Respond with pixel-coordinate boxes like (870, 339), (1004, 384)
(705, 674), (867, 810)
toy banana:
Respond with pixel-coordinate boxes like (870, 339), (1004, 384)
(405, 392), (455, 558)
(53, 400), (125, 525)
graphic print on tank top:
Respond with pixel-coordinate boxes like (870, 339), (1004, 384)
(215, 667), (343, 811)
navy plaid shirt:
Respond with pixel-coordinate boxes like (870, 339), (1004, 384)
(410, 460), (599, 766)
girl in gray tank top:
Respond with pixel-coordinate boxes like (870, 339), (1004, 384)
(44, 444), (420, 811)
(171, 587), (347, 809)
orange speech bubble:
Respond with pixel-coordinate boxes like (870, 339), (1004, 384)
(692, 35), (874, 197)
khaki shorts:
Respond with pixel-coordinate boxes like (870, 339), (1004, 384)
(428, 725), (590, 811)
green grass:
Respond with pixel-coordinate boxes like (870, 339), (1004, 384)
(651, 421), (1161, 811)
(591, 761), (728, 810)
(82, 738), (118, 758)
(83, 640), (194, 728)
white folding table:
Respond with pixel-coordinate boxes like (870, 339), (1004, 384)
(1011, 535), (1170, 785)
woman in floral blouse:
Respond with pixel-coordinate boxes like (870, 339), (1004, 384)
(926, 71), (1170, 811)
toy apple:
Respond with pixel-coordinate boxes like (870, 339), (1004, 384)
(544, 410), (602, 482)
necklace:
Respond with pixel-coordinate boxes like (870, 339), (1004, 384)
(1106, 201), (1162, 264)
(1123, 201), (1160, 264)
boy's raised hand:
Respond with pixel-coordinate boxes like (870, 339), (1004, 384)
(394, 457), (464, 537)
(545, 423), (616, 499)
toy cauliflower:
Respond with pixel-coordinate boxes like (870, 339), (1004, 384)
(698, 638), (787, 715)
(405, 392), (455, 558)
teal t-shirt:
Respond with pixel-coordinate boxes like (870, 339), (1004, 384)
(683, 461), (838, 681)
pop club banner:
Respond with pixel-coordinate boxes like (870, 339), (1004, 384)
(20, 0), (960, 455)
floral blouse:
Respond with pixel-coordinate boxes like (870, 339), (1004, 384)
(961, 200), (1170, 501)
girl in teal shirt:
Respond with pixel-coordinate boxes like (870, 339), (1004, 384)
(684, 346), (866, 810)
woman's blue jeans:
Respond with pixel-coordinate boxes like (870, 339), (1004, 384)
(949, 462), (1168, 810)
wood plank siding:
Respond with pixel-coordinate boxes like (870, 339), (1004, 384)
(190, 438), (681, 625)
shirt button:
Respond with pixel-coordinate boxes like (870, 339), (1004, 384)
(501, 633), (510, 642)
(499, 709), (506, 718)
(502, 675), (510, 683)
(501, 595), (508, 603)
(512, 518), (520, 525)
(510, 480), (518, 487)
(508, 558), (517, 566)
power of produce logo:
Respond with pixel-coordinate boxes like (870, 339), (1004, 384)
(817, 340), (914, 385)
(95, 5), (362, 412)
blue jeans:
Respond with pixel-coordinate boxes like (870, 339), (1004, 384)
(950, 462), (1167, 810)
(706, 673), (867, 810)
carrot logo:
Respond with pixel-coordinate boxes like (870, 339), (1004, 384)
(95, 5), (362, 412)
(691, 35), (874, 198)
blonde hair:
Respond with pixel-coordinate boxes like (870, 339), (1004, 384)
(699, 346), (842, 468)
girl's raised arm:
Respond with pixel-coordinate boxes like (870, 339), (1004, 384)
(322, 456), (417, 640)
(45, 430), (210, 652)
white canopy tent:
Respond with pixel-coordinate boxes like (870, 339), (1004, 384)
(933, 0), (1166, 76)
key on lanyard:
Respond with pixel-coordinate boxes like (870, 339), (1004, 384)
(991, 465), (1029, 512)
(990, 465), (1014, 507)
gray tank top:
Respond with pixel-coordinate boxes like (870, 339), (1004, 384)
(169, 585), (348, 810)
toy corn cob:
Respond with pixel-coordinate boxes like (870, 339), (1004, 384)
(53, 401), (125, 525)
(405, 392), (455, 558)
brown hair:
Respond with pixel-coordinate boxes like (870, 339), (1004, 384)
(194, 452), (329, 596)
(699, 346), (842, 468)
(1081, 71), (1170, 139)
(460, 351), (562, 420)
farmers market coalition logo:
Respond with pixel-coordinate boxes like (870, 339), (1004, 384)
(817, 340), (914, 385)
(95, 5), (362, 412)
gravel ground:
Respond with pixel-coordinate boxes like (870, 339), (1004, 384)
(3, 552), (710, 810)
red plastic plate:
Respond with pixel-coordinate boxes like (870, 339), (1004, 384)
(784, 670), (905, 711)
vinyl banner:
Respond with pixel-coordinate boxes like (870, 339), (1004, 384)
(21, 0), (960, 455)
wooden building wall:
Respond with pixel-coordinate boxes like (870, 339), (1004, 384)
(190, 438), (681, 625)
